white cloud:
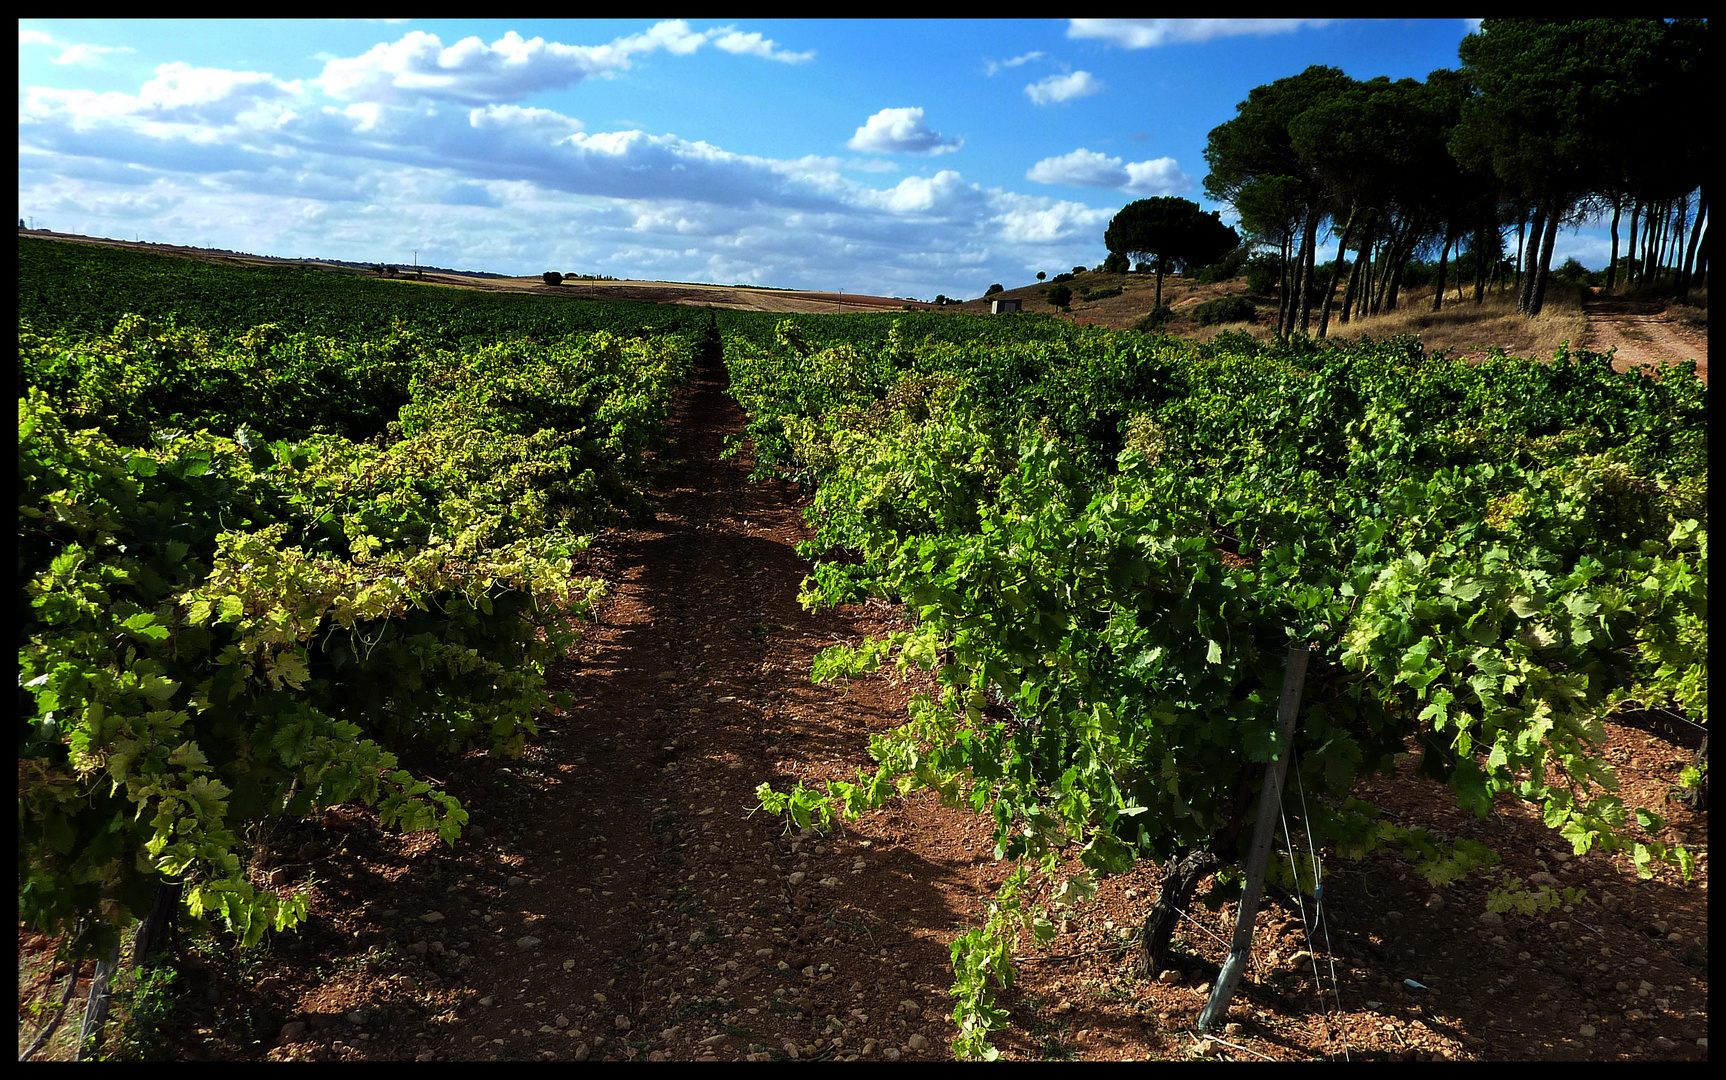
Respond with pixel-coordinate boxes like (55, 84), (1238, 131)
(1027, 148), (1126, 188)
(1025, 70), (1102, 106)
(984, 51), (1043, 76)
(710, 27), (815, 64)
(20, 29), (134, 65)
(314, 22), (813, 105)
(1066, 19), (1332, 48)
(318, 29), (619, 104)
(991, 192), (1114, 245)
(1027, 148), (1193, 196)
(53, 42), (133, 66)
(21, 34), (1127, 299)
(846, 107), (961, 155)
(1123, 158), (1192, 196)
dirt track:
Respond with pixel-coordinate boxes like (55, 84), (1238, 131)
(1582, 291), (1709, 385)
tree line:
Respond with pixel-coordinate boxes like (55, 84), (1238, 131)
(1105, 19), (1708, 341)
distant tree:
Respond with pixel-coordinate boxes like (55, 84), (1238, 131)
(1552, 256), (1592, 285)
(1036, 271), (1046, 281)
(985, 283), (1004, 296)
(1102, 251), (1129, 274)
(1073, 265), (1087, 274)
(543, 271), (564, 286)
(1105, 196), (1241, 308)
(1046, 283), (1073, 310)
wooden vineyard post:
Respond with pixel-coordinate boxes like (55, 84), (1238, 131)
(1197, 645), (1310, 1032)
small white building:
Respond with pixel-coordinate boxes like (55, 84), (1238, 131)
(990, 298), (1022, 314)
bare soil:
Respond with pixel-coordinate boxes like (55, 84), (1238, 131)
(19, 338), (1709, 1063)
(1582, 289), (1710, 385)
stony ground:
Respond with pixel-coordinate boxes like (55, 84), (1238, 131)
(19, 343), (1709, 1063)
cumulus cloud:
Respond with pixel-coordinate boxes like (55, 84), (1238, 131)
(20, 28), (134, 66)
(1027, 148), (1193, 196)
(316, 21), (812, 105)
(846, 107), (962, 155)
(21, 31), (1122, 299)
(1123, 158), (1193, 195)
(1027, 148), (1126, 188)
(318, 29), (619, 104)
(23, 62), (303, 130)
(984, 51), (1043, 76)
(992, 192), (1113, 245)
(1025, 70), (1102, 106)
(710, 27), (815, 63)
(1066, 19), (1332, 48)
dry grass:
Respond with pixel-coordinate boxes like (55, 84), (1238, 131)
(1323, 282), (1588, 360)
(1667, 285), (1709, 333)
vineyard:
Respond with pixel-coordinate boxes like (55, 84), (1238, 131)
(18, 237), (1708, 1062)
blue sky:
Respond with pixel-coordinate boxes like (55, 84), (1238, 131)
(19, 19), (1629, 298)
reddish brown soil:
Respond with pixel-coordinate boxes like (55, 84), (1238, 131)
(19, 338), (1709, 1063)
(1583, 291), (1709, 386)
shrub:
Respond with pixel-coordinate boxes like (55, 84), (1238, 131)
(1072, 265), (1087, 274)
(542, 271), (564, 286)
(1243, 254), (1280, 295)
(1135, 261), (1153, 274)
(1134, 303), (1174, 332)
(985, 283), (1004, 297)
(1052, 272), (1075, 283)
(1193, 295), (1257, 325)
(1078, 285), (1123, 302)
(1102, 252), (1129, 275)
(1196, 247), (1250, 284)
(1553, 257), (1592, 285)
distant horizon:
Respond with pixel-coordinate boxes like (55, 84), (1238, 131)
(20, 20), (1668, 298)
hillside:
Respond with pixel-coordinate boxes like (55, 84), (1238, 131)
(18, 228), (1706, 383)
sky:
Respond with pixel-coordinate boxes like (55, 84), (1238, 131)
(17, 18), (1636, 299)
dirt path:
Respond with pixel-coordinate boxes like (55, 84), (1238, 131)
(20, 343), (1709, 1064)
(1582, 292), (1709, 385)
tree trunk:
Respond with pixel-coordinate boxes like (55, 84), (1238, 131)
(1679, 187), (1707, 302)
(1318, 205), (1358, 338)
(1607, 196), (1622, 291)
(1518, 202), (1545, 315)
(1529, 200), (1562, 317)
(1344, 219), (1373, 324)
(1514, 209), (1529, 305)
(1296, 205), (1322, 335)
(1626, 201), (1641, 286)
(1670, 195), (1691, 280)
(1472, 224), (1488, 303)
(1432, 228), (1454, 312)
(1644, 199), (1666, 285)
(1385, 222), (1416, 312)
(1275, 232), (1292, 340)
(1373, 218), (1409, 315)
